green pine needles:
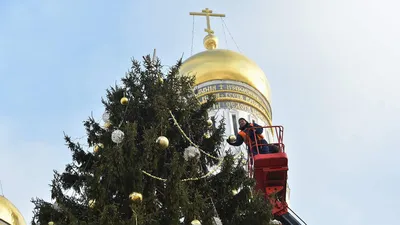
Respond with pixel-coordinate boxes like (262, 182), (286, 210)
(31, 55), (272, 225)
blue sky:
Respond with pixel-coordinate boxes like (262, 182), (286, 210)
(1, 0), (399, 224)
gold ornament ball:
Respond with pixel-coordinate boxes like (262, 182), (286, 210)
(129, 192), (143, 202)
(207, 119), (213, 127)
(93, 143), (103, 153)
(203, 133), (210, 139)
(232, 189), (238, 195)
(156, 136), (169, 149)
(191, 219), (201, 225)
(88, 199), (96, 208)
(159, 77), (164, 83)
(104, 122), (111, 129)
(48, 222), (54, 225)
(120, 97), (129, 105)
(228, 135), (236, 143)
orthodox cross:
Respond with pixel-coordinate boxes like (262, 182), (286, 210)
(189, 8), (226, 35)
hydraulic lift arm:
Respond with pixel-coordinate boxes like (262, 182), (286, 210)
(277, 208), (307, 225)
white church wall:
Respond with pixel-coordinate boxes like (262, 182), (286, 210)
(197, 80), (274, 156)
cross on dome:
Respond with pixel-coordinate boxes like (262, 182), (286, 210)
(189, 8), (225, 35)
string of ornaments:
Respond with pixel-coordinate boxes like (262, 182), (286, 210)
(48, 101), (248, 225)
(88, 95), (245, 225)
(52, 85), (248, 225)
(48, 105), (277, 224)
(98, 95), (245, 178)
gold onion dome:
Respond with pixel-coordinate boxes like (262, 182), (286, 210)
(0, 195), (26, 225)
(180, 7), (270, 104)
(179, 46), (271, 104)
(180, 47), (271, 102)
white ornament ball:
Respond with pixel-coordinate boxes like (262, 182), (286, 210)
(184, 146), (200, 161)
(102, 111), (110, 122)
(228, 135), (236, 143)
(156, 136), (169, 149)
(111, 129), (125, 144)
(270, 219), (282, 225)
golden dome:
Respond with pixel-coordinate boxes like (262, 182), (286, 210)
(180, 49), (271, 103)
(0, 196), (26, 225)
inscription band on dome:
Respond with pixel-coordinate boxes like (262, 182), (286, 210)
(195, 84), (270, 107)
(194, 83), (272, 120)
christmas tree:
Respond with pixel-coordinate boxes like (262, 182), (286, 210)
(31, 55), (272, 225)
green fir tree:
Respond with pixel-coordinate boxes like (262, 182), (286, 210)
(31, 55), (272, 225)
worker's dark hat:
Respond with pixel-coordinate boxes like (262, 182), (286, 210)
(238, 118), (247, 123)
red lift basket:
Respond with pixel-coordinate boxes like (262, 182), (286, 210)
(247, 125), (289, 216)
